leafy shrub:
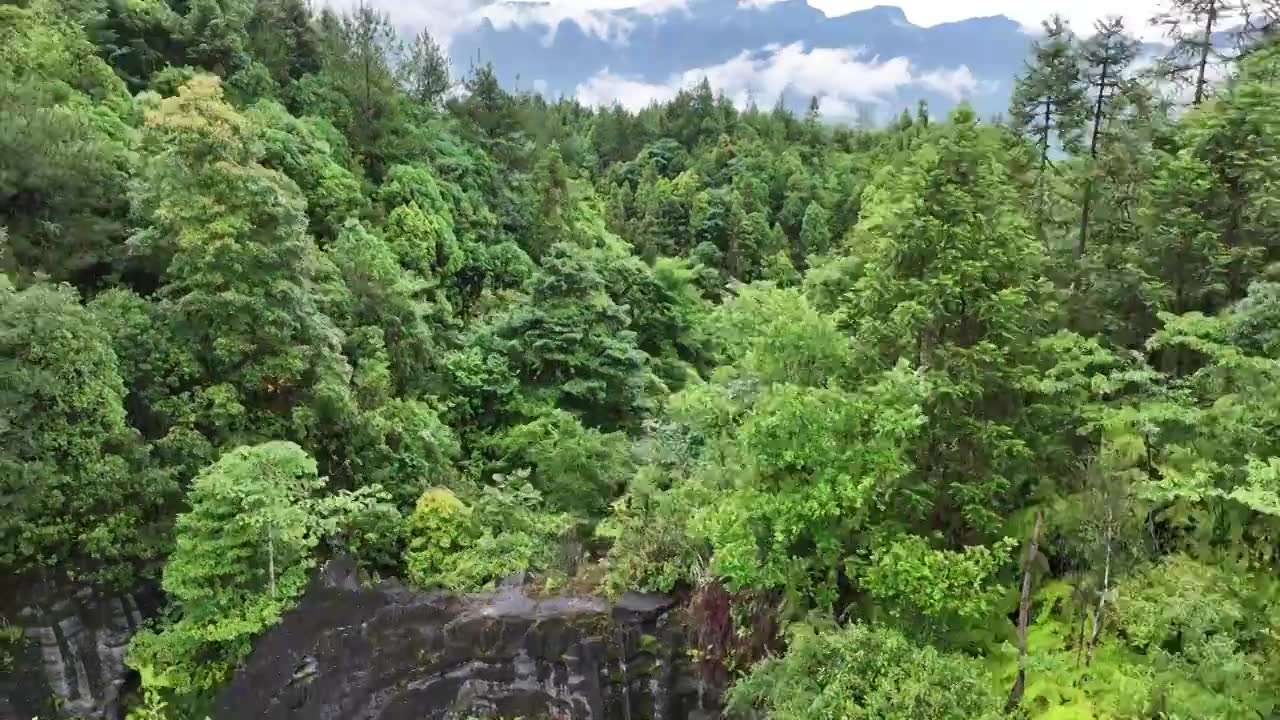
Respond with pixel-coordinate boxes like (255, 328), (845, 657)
(728, 622), (1000, 720)
(403, 477), (570, 591)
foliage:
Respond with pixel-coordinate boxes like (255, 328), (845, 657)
(127, 442), (323, 696)
(403, 479), (570, 591)
(485, 409), (632, 517)
(859, 534), (1017, 632)
(0, 281), (171, 586)
(847, 105), (1055, 539)
(4, 4), (1280, 717)
(728, 622), (1001, 720)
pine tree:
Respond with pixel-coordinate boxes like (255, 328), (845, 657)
(847, 105), (1054, 538)
(1078, 18), (1140, 255)
(1010, 16), (1086, 241)
(798, 201), (833, 259)
(1153, 0), (1242, 105)
(400, 29), (451, 108)
(321, 0), (402, 177)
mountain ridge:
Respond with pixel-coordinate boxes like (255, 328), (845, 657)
(449, 0), (1031, 121)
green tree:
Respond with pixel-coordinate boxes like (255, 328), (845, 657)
(847, 106), (1055, 539)
(0, 0), (134, 283)
(1010, 16), (1086, 241)
(1077, 17), (1140, 256)
(488, 242), (661, 432)
(247, 100), (367, 243)
(245, 0), (321, 87)
(729, 622), (1001, 720)
(1153, 0), (1242, 105)
(127, 442), (323, 696)
(403, 481), (569, 591)
(129, 76), (355, 454)
(0, 280), (171, 586)
(314, 1), (402, 178)
(798, 200), (833, 259)
(486, 409), (632, 516)
(400, 29), (451, 108)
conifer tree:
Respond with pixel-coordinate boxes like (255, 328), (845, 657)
(1153, 0), (1241, 105)
(848, 105), (1054, 538)
(1078, 18), (1140, 255)
(400, 29), (451, 108)
(1010, 16), (1086, 241)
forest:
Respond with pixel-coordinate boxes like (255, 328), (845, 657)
(2, 0), (1280, 717)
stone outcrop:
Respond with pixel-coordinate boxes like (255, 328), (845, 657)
(1, 583), (161, 720)
(217, 559), (723, 720)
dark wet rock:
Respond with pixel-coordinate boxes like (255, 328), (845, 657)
(1, 581), (161, 720)
(612, 592), (677, 624)
(217, 558), (722, 720)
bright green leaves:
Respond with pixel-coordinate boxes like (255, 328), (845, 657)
(859, 535), (1017, 631)
(485, 409), (631, 517)
(728, 622), (1001, 720)
(247, 100), (365, 243)
(128, 442), (323, 695)
(404, 481), (569, 592)
(703, 368), (928, 605)
(847, 108), (1054, 538)
(0, 281), (171, 585)
(716, 286), (849, 386)
(610, 281), (934, 609)
(1008, 556), (1280, 720)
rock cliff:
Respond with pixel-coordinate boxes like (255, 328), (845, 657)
(217, 559), (723, 720)
(1, 582), (160, 720)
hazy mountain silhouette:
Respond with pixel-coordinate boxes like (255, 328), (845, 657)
(448, 1), (1034, 121)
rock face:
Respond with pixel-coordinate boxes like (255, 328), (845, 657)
(1, 583), (161, 720)
(217, 559), (723, 720)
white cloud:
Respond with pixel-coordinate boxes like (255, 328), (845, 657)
(319, 0), (481, 51)
(323, 0), (691, 51)
(574, 42), (994, 116)
(577, 70), (681, 109)
(915, 65), (998, 101)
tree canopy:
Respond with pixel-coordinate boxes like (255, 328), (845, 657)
(3, 1), (1280, 717)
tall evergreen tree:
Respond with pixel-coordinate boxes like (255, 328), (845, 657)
(400, 29), (451, 108)
(1010, 16), (1086, 241)
(1078, 18), (1140, 255)
(1153, 0), (1242, 104)
(846, 106), (1054, 539)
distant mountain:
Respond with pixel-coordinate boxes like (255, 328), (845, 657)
(448, 1), (1034, 122)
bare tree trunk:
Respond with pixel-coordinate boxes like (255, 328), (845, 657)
(1007, 512), (1043, 712)
(1074, 592), (1088, 669)
(1036, 101), (1052, 243)
(1086, 508), (1114, 665)
(1078, 58), (1111, 256)
(1194, 1), (1219, 105)
(268, 523), (277, 599)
